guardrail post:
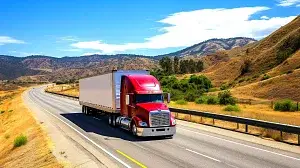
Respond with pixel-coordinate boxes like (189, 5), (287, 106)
(189, 114), (192, 121)
(212, 118), (215, 125)
(237, 123), (239, 130)
(200, 116), (203, 123)
(245, 124), (248, 133)
(280, 131), (283, 141)
(298, 134), (300, 145)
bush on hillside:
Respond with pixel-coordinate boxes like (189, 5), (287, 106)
(14, 134), (28, 147)
(218, 90), (237, 105)
(184, 91), (198, 102)
(175, 99), (188, 105)
(224, 105), (241, 112)
(206, 96), (219, 104)
(261, 74), (270, 81)
(276, 34), (300, 64)
(195, 96), (208, 104)
(220, 83), (229, 90)
(274, 99), (298, 112)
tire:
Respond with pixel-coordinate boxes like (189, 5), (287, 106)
(112, 115), (116, 127)
(131, 122), (137, 136)
(82, 106), (84, 113)
(108, 114), (112, 125)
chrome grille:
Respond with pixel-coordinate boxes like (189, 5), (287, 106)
(150, 111), (170, 127)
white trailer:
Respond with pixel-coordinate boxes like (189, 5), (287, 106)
(79, 70), (149, 113)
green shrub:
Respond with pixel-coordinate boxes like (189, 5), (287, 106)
(261, 74), (270, 81)
(224, 105), (241, 112)
(206, 96), (219, 104)
(220, 84), (229, 90)
(8, 110), (13, 113)
(175, 99), (188, 105)
(14, 134), (28, 147)
(195, 96), (207, 104)
(286, 70), (293, 74)
(0, 110), (5, 114)
(218, 90), (237, 105)
(184, 91), (198, 102)
(274, 99), (297, 112)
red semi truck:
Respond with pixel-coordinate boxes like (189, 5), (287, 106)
(79, 70), (176, 137)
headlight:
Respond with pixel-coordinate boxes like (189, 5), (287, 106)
(138, 121), (148, 127)
(171, 118), (176, 125)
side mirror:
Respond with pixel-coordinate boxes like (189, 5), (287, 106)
(167, 93), (171, 103)
(126, 95), (130, 105)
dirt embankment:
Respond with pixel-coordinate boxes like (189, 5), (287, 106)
(0, 88), (62, 168)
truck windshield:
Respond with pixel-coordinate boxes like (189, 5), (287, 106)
(135, 94), (163, 103)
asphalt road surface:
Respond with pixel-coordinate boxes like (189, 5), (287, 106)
(25, 87), (300, 168)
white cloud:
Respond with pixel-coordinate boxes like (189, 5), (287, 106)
(0, 36), (25, 45)
(260, 16), (270, 20)
(60, 48), (82, 52)
(296, 4), (300, 6)
(277, 0), (300, 6)
(83, 52), (103, 56)
(70, 7), (297, 54)
(9, 51), (42, 57)
(57, 36), (79, 42)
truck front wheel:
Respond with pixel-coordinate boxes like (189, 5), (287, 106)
(131, 122), (137, 136)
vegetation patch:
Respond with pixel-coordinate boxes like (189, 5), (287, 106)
(276, 33), (300, 64)
(13, 134), (28, 147)
(218, 90), (237, 105)
(175, 99), (188, 105)
(206, 96), (219, 105)
(261, 74), (270, 81)
(224, 105), (241, 112)
(274, 99), (298, 112)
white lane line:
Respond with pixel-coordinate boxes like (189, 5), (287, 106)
(27, 90), (131, 168)
(93, 117), (102, 121)
(179, 127), (300, 161)
(185, 148), (221, 162)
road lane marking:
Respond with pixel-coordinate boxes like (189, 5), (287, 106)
(179, 127), (300, 161)
(116, 150), (147, 168)
(185, 148), (221, 162)
(27, 90), (132, 168)
(93, 117), (102, 121)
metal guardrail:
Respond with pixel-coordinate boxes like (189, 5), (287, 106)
(45, 90), (300, 145)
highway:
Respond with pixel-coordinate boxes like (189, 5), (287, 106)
(24, 87), (300, 168)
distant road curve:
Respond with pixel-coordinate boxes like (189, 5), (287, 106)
(25, 86), (300, 168)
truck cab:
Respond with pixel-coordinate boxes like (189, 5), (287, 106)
(119, 74), (176, 137)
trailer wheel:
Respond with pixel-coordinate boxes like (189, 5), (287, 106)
(108, 115), (112, 125)
(112, 115), (116, 127)
(82, 106), (85, 114)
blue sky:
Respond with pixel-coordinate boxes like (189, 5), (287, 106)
(0, 0), (299, 57)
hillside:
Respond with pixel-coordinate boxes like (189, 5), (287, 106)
(201, 16), (300, 86)
(0, 37), (255, 82)
(0, 55), (158, 82)
(158, 37), (256, 58)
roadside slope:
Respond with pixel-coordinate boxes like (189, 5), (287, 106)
(0, 87), (62, 167)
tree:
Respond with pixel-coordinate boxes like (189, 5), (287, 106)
(196, 60), (204, 72)
(174, 56), (179, 74)
(159, 57), (173, 75)
(179, 60), (189, 74)
(189, 59), (196, 73)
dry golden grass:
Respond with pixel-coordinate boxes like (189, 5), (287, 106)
(231, 69), (300, 101)
(0, 88), (62, 168)
(169, 101), (300, 126)
(46, 84), (79, 97)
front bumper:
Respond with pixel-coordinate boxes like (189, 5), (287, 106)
(136, 126), (176, 137)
